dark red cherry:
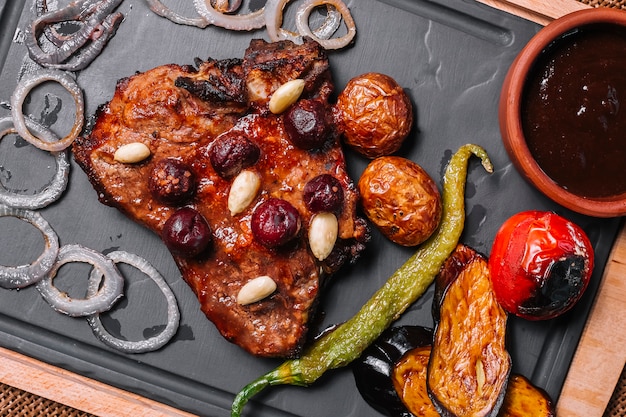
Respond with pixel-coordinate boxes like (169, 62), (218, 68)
(162, 207), (212, 257)
(251, 198), (301, 248)
(149, 158), (195, 205)
(209, 134), (260, 178)
(283, 99), (330, 150)
(303, 174), (344, 213)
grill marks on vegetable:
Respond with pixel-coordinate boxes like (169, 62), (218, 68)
(26, 0), (124, 71)
(354, 324), (555, 417)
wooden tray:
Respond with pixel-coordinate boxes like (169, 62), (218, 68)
(0, 1), (624, 416)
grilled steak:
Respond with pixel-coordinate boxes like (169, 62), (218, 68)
(73, 38), (369, 357)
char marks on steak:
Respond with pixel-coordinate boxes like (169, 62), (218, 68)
(73, 38), (369, 358)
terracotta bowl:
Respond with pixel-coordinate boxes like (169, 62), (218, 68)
(499, 8), (626, 218)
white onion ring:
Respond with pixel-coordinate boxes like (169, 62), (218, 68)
(36, 244), (124, 317)
(0, 117), (70, 209)
(265, 0), (298, 42)
(0, 205), (59, 289)
(193, 0), (265, 30)
(10, 69), (84, 152)
(145, 0), (210, 28)
(211, 0), (242, 13)
(265, 0), (341, 43)
(310, 4), (342, 39)
(86, 251), (180, 353)
(295, 0), (356, 49)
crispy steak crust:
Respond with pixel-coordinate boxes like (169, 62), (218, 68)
(73, 39), (369, 357)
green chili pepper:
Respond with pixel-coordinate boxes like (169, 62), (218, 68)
(231, 144), (493, 417)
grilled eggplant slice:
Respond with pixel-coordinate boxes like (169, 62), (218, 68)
(392, 344), (440, 417)
(499, 374), (555, 417)
(354, 325), (553, 417)
(428, 244), (511, 417)
(353, 325), (434, 417)
(394, 351), (554, 417)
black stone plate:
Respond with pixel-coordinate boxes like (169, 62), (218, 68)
(0, 0), (620, 416)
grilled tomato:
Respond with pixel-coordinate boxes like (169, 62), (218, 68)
(489, 211), (594, 320)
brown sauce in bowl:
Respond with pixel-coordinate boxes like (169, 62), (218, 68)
(522, 24), (626, 198)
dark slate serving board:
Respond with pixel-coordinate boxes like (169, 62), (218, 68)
(0, 0), (621, 416)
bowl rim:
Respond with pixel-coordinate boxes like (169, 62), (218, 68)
(499, 8), (626, 218)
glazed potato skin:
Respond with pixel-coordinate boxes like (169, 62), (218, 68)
(358, 156), (441, 246)
(336, 72), (413, 159)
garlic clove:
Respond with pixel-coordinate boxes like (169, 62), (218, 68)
(237, 275), (277, 305)
(114, 142), (151, 164)
(228, 170), (261, 216)
(268, 79), (305, 114)
(308, 212), (338, 261)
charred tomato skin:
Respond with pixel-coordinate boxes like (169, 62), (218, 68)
(489, 210), (594, 320)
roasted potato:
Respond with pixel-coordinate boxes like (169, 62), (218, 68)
(358, 156), (441, 246)
(336, 72), (413, 159)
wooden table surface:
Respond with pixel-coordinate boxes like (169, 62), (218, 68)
(1, 1), (625, 416)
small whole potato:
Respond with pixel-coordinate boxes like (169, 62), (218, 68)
(336, 72), (413, 159)
(358, 156), (441, 246)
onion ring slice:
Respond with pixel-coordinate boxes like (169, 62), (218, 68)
(310, 4), (342, 39)
(295, 0), (356, 49)
(26, 0), (123, 70)
(0, 116), (70, 209)
(146, 0), (210, 28)
(0, 205), (59, 289)
(10, 69), (84, 152)
(86, 251), (180, 353)
(36, 244), (124, 317)
(193, 0), (265, 30)
(265, 0), (341, 43)
(211, 0), (242, 14)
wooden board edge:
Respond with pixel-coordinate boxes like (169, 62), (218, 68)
(556, 221), (626, 416)
(0, 2), (621, 417)
(0, 346), (198, 417)
(474, 1), (625, 415)
(476, 0), (591, 25)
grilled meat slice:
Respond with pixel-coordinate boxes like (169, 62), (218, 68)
(243, 38), (333, 107)
(73, 38), (369, 357)
(175, 57), (247, 104)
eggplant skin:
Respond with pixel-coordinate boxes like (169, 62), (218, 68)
(498, 374), (555, 417)
(428, 244), (511, 417)
(353, 326), (433, 417)
(354, 323), (553, 417)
